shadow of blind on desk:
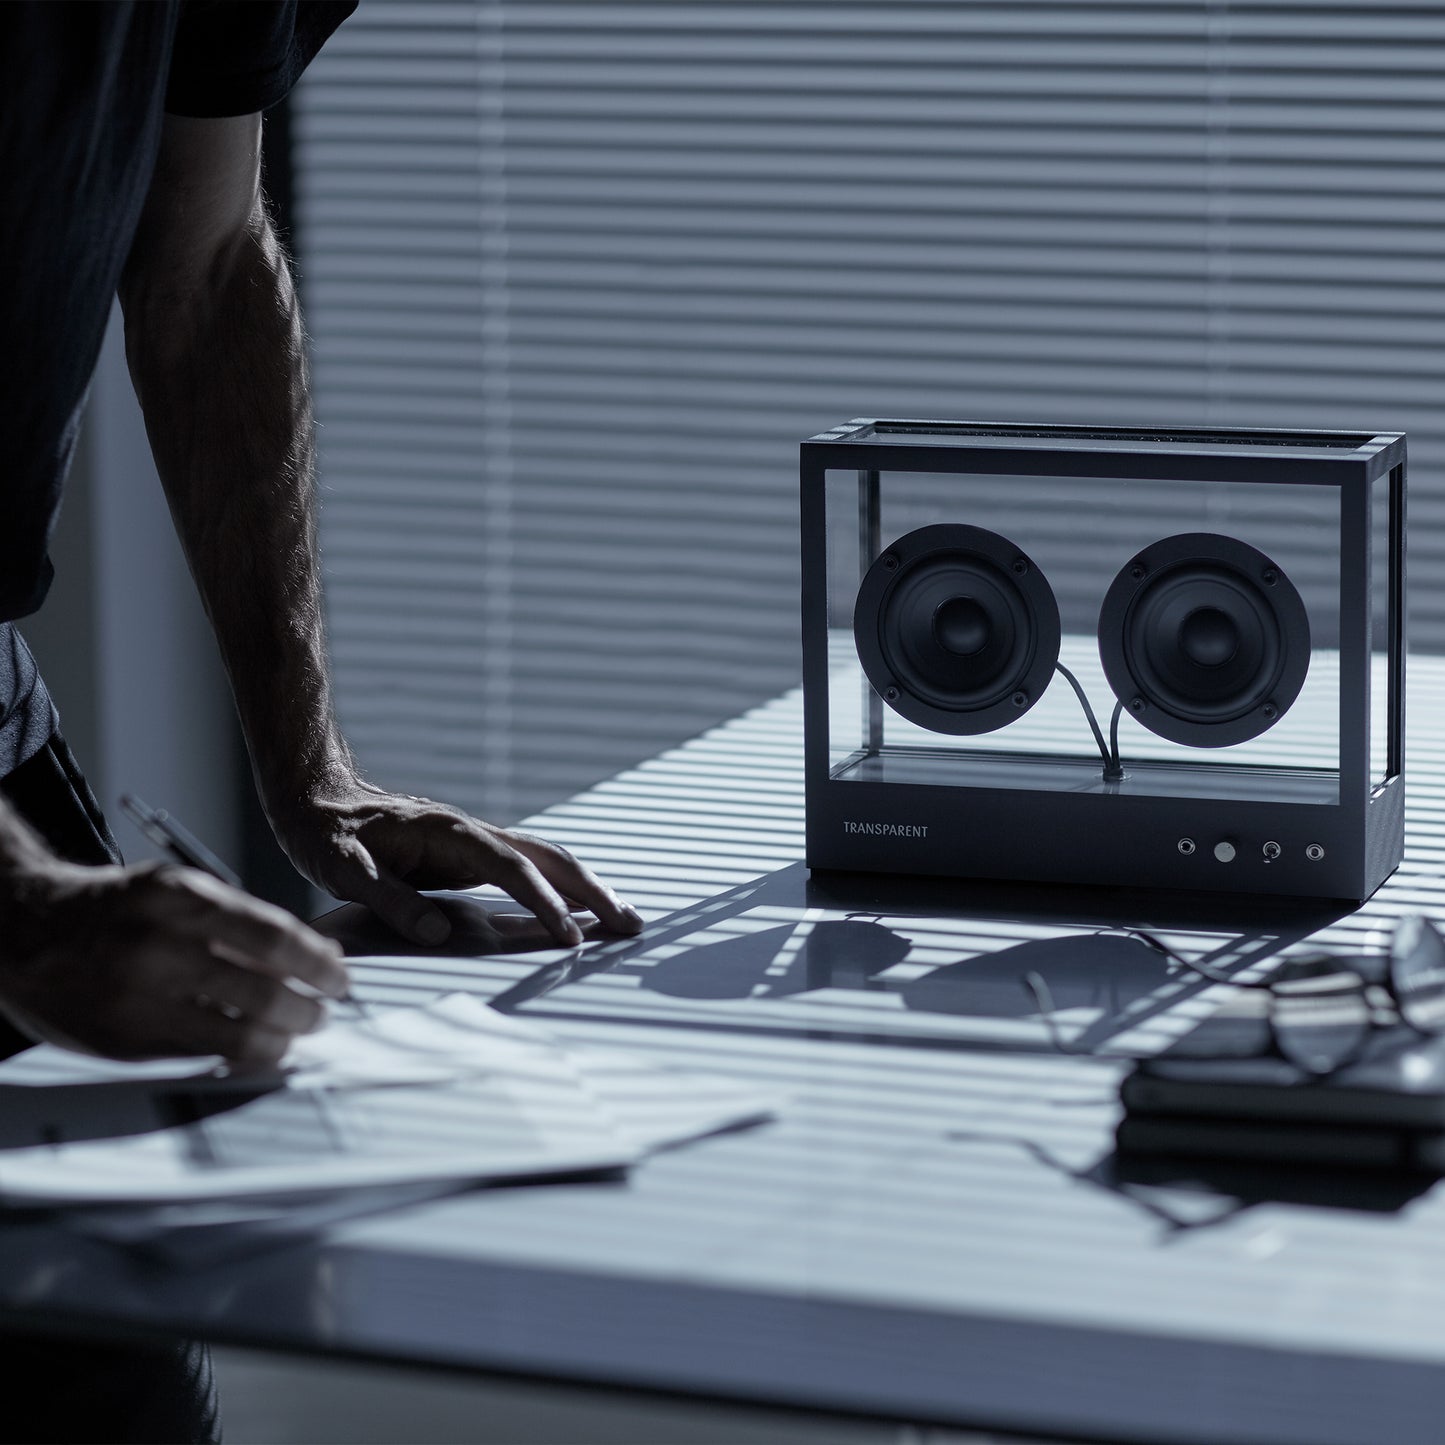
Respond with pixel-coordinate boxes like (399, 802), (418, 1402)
(293, 4), (1445, 824)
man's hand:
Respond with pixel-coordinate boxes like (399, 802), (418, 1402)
(0, 860), (350, 1064)
(274, 774), (645, 949)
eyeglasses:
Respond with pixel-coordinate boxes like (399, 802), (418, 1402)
(1025, 913), (1445, 1078)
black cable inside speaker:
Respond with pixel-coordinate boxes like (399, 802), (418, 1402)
(1107, 700), (1125, 782)
(1053, 662), (1125, 782)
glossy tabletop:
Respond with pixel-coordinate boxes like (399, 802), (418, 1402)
(6, 662), (1445, 1445)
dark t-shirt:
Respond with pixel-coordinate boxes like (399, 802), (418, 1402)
(0, 0), (354, 775)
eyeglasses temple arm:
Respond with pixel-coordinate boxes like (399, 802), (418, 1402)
(1023, 970), (1095, 1055)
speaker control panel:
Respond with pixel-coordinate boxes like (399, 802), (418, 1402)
(1175, 836), (1328, 867)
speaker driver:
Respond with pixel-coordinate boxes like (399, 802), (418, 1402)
(1098, 532), (1310, 749)
(854, 524), (1060, 735)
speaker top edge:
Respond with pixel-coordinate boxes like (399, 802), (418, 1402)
(802, 423), (1402, 483)
(804, 419), (1400, 452)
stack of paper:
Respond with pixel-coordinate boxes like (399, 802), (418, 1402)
(0, 995), (778, 1260)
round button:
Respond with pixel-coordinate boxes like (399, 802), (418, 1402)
(1213, 840), (1237, 863)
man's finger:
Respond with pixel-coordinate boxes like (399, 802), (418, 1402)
(199, 1012), (293, 1066)
(507, 833), (644, 935)
(188, 953), (328, 1035)
(353, 821), (584, 947)
(486, 850), (585, 946)
(340, 860), (456, 947)
(157, 872), (350, 997)
(116, 983), (293, 1065)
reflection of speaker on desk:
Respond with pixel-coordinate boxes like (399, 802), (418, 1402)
(801, 421), (1406, 902)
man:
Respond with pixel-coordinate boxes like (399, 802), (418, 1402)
(2, 0), (643, 1059)
(0, 4), (642, 1437)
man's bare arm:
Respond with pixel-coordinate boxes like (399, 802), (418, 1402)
(119, 113), (340, 822)
(118, 114), (642, 947)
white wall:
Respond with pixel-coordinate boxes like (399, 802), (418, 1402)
(20, 303), (241, 872)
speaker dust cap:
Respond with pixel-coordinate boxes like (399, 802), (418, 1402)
(854, 524), (1060, 736)
(1098, 532), (1310, 749)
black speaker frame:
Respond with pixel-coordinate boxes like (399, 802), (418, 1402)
(801, 420), (1407, 904)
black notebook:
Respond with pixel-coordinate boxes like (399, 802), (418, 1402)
(1115, 1112), (1445, 1172)
(1118, 998), (1445, 1169)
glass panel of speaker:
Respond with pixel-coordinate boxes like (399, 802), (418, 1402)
(824, 467), (1344, 805)
(1370, 471), (1394, 791)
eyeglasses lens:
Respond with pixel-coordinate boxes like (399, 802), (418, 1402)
(1270, 960), (1371, 1075)
(1390, 915), (1445, 1033)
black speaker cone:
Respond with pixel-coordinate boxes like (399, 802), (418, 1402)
(854, 524), (1060, 735)
(1178, 606), (1238, 669)
(1098, 532), (1310, 748)
(933, 596), (991, 657)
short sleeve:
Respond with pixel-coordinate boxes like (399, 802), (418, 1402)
(165, 0), (357, 118)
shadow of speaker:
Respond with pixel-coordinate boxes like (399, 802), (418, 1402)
(801, 420), (1406, 903)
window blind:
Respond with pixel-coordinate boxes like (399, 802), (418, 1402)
(294, 2), (1445, 824)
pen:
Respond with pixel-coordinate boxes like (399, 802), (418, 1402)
(118, 793), (369, 1018)
(119, 793), (242, 888)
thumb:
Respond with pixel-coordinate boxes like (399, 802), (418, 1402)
(343, 859), (452, 947)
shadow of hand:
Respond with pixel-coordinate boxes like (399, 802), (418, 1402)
(311, 893), (612, 957)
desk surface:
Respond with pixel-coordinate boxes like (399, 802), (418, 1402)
(7, 665), (1445, 1445)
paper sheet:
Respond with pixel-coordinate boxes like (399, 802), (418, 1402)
(284, 992), (560, 1086)
(70, 1054), (780, 1265)
(0, 995), (779, 1213)
(0, 991), (557, 1092)
(0, 1000), (627, 1204)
